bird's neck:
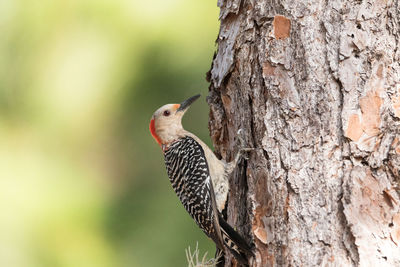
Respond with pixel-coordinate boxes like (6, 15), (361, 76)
(157, 126), (186, 146)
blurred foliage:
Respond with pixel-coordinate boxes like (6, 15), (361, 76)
(0, 0), (219, 266)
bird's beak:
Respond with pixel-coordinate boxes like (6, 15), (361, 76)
(177, 94), (200, 113)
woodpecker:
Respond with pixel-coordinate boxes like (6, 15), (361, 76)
(149, 94), (253, 265)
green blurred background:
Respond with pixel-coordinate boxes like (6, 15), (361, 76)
(0, 0), (219, 266)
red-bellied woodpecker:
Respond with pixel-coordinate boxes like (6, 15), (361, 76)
(149, 94), (253, 265)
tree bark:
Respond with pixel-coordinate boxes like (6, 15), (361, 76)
(207, 0), (400, 266)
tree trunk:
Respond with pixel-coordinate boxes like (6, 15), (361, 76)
(207, 1), (400, 266)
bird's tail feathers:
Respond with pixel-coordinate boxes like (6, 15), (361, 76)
(218, 214), (253, 266)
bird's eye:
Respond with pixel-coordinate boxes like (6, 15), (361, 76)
(163, 110), (171, 116)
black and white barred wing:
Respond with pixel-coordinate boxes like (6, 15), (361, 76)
(163, 136), (223, 248)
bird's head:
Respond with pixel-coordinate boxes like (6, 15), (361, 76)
(149, 94), (200, 147)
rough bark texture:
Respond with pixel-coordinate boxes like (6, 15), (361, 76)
(207, 0), (400, 266)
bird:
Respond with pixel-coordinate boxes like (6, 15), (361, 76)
(149, 94), (253, 265)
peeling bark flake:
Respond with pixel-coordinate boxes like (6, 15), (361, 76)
(359, 91), (382, 137)
(391, 213), (400, 246)
(346, 114), (363, 142)
(252, 205), (270, 245)
(254, 227), (268, 244)
(273, 15), (291, 40)
(343, 168), (400, 266)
